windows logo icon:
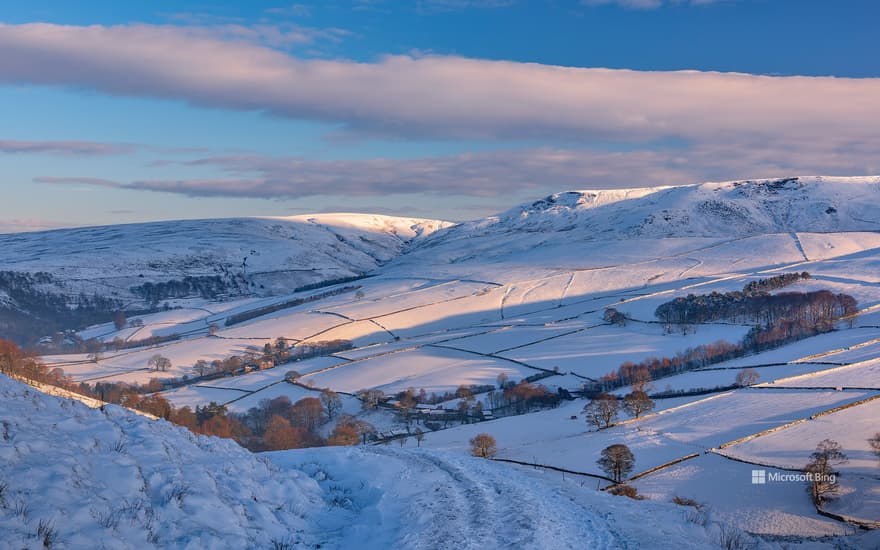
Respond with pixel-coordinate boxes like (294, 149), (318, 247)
(751, 470), (766, 484)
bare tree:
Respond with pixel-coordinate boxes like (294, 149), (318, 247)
(193, 359), (209, 377)
(290, 397), (325, 432)
(207, 323), (220, 336)
(112, 311), (127, 331)
(804, 439), (848, 505)
(320, 389), (342, 420)
(631, 368), (652, 393)
(284, 370), (301, 383)
(869, 432), (880, 464)
(598, 444), (635, 483)
(583, 393), (620, 429)
(84, 338), (103, 363)
(352, 419), (376, 445)
(398, 435), (407, 447)
(623, 390), (655, 418)
(356, 389), (385, 410)
(735, 368), (760, 387)
(603, 308), (628, 327)
(111, 337), (125, 352)
(414, 428), (425, 447)
(148, 354), (170, 372)
(469, 433), (497, 458)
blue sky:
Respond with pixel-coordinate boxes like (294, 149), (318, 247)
(1, 0), (878, 230)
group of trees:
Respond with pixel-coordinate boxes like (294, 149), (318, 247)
(0, 339), (185, 420)
(0, 339), (380, 452)
(0, 271), (127, 346)
(160, 391), (374, 451)
(172, 388), (376, 451)
(359, 376), (562, 431)
(735, 368), (760, 387)
(184, 338), (352, 382)
(412, 383), (495, 406)
(130, 276), (230, 304)
(582, 389), (655, 430)
(589, 339), (744, 393)
(655, 284), (856, 330)
(483, 375), (561, 416)
(590, 285), (856, 394)
(742, 272), (810, 295)
(1, 339), (61, 382)
(147, 354), (172, 372)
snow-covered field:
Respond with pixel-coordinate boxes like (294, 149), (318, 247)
(767, 358), (880, 389)
(719, 393), (880, 520)
(300, 345), (538, 395)
(9, 176), (880, 544)
(498, 321), (752, 378)
(633, 453), (850, 537)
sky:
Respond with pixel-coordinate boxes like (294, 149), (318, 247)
(0, 0), (878, 231)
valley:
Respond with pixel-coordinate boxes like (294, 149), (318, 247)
(4, 176), (880, 547)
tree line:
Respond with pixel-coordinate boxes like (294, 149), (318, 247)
(655, 282), (855, 328)
(590, 284), (857, 392)
(0, 271), (127, 345)
(130, 275), (230, 304)
(0, 339), (375, 452)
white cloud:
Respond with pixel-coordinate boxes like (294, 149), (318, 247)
(0, 22), (875, 151)
(3, 21), (878, 204)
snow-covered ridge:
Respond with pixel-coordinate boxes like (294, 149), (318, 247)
(426, 176), (880, 242)
(266, 212), (452, 241)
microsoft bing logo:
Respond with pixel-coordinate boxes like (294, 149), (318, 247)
(751, 470), (766, 484)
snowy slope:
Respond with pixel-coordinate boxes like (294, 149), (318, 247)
(0, 213), (451, 304)
(0, 373), (755, 549)
(396, 176), (880, 273)
(0, 374), (325, 549)
(441, 176), (880, 240)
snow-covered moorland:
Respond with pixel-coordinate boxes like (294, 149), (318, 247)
(6, 176), (880, 546)
(0, 373), (761, 549)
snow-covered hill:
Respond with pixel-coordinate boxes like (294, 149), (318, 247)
(460, 176), (880, 238)
(398, 176), (880, 271)
(0, 213), (450, 298)
(0, 214), (451, 343)
(0, 373), (746, 549)
(8, 176), (880, 547)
